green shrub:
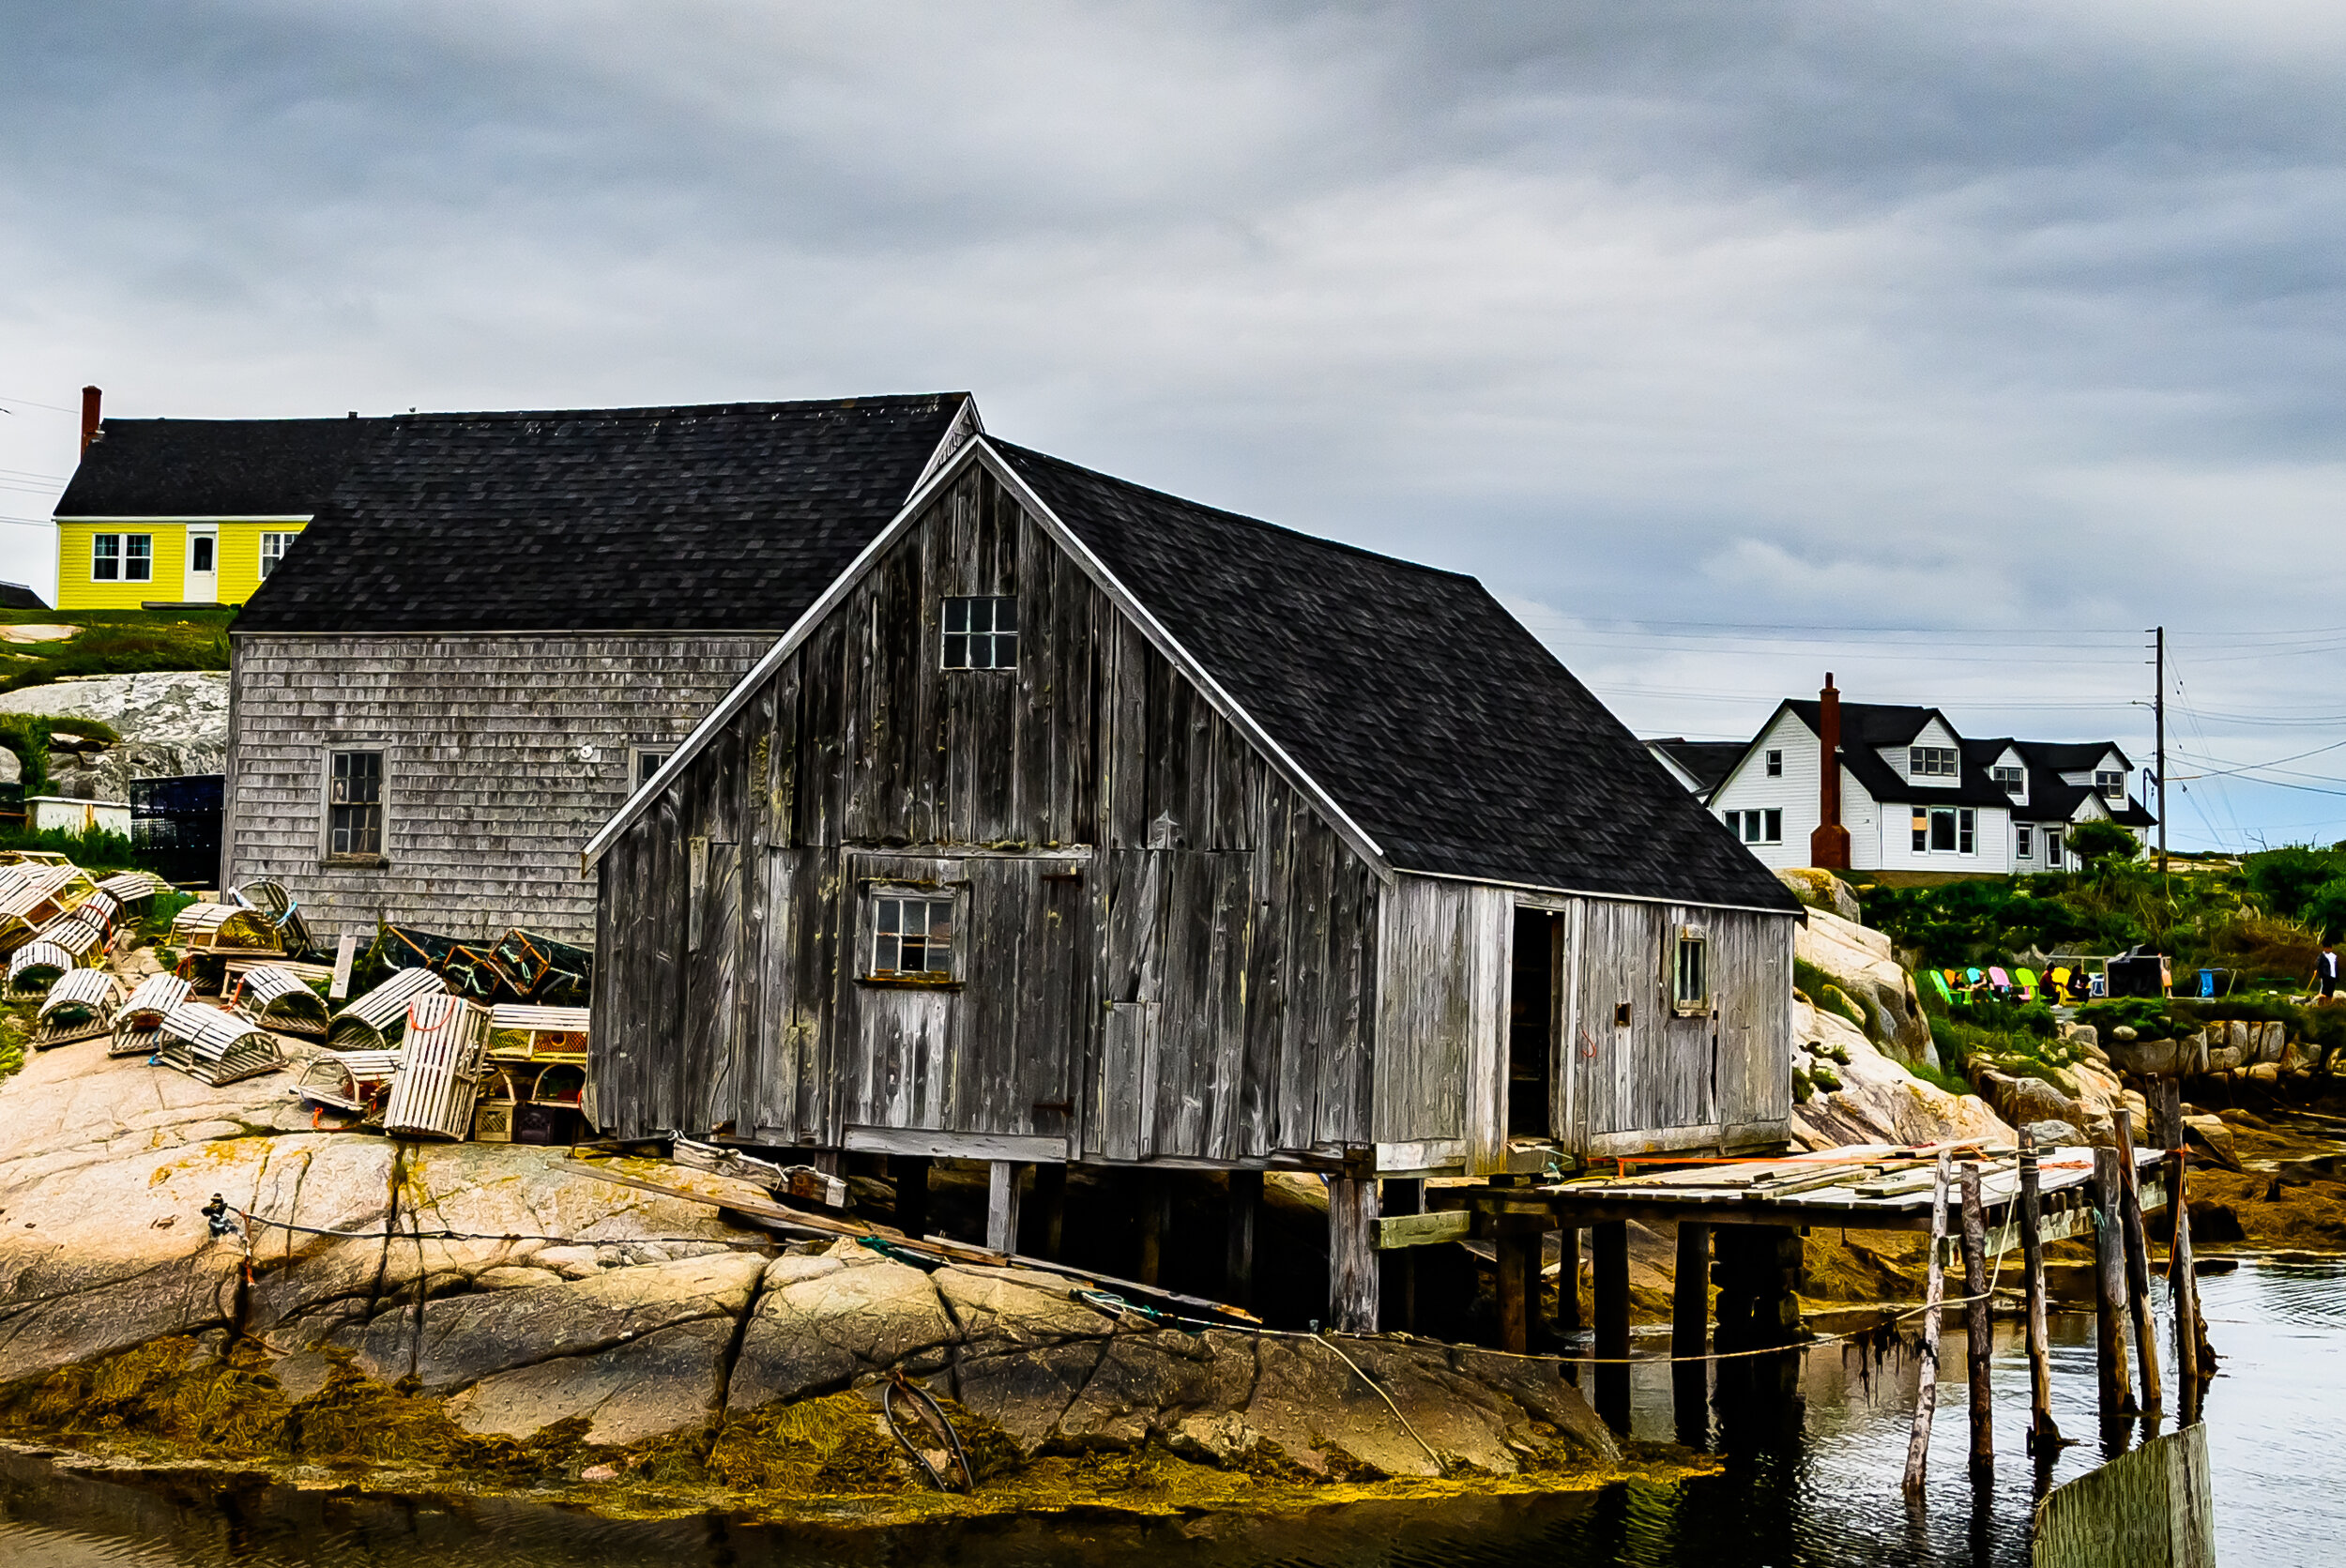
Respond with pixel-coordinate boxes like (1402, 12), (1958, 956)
(0, 714), (123, 797)
(0, 825), (141, 872)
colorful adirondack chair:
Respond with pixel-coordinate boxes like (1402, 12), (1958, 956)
(2013, 967), (2040, 1001)
(1925, 969), (1956, 1006)
(2046, 966), (2075, 1004)
(1988, 965), (2013, 997)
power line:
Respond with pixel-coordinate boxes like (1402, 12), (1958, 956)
(0, 394), (76, 415)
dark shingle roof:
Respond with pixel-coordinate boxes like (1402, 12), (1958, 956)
(0, 583), (46, 611)
(236, 396), (970, 633)
(993, 442), (1797, 911)
(1999, 738), (2155, 828)
(1649, 738), (1745, 797)
(55, 418), (388, 518)
(1785, 699), (2012, 807)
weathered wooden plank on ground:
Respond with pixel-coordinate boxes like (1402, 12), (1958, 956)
(2032, 1423), (2215, 1568)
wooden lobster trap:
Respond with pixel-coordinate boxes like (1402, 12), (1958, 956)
(233, 880), (312, 958)
(7, 919), (101, 997)
(0, 866), (98, 956)
(67, 891), (121, 940)
(492, 928), (592, 1007)
(112, 972), (192, 1057)
(327, 967), (448, 1052)
(170, 902), (282, 953)
(95, 870), (166, 907)
(233, 965), (331, 1036)
(381, 992), (491, 1141)
(289, 1049), (404, 1115)
(32, 967), (127, 1049)
(486, 1004), (589, 1062)
(471, 1065), (523, 1142)
(156, 1001), (286, 1086)
(440, 943), (516, 1002)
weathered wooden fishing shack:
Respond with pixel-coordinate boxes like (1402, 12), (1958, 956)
(585, 436), (1802, 1326)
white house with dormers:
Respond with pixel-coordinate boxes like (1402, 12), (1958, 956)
(1690, 700), (2155, 875)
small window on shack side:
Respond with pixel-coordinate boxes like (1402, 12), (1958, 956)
(327, 749), (384, 858)
(1672, 929), (1708, 1015)
(942, 596), (1017, 670)
(630, 746), (671, 794)
(865, 888), (958, 982)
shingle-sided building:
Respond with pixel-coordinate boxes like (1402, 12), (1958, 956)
(585, 435), (1802, 1323)
(226, 393), (977, 942)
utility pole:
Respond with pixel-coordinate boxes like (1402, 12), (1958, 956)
(2154, 626), (2167, 876)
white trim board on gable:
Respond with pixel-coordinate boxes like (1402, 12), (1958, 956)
(583, 436), (1394, 882)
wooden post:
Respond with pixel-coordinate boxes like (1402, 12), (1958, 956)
(2092, 1145), (2138, 1418)
(893, 1155), (931, 1240)
(2164, 1086), (2202, 1423)
(1025, 1162), (1067, 1260)
(1225, 1169), (1260, 1310)
(1902, 1149), (1951, 1495)
(2115, 1113), (2164, 1411)
(2019, 1130), (2062, 1456)
(1496, 1216), (1533, 1354)
(1555, 1225), (1582, 1332)
(1328, 1175), (1380, 1333)
(1137, 1172), (1170, 1286)
(1380, 1178), (1423, 1333)
(986, 1162), (1022, 1254)
(1593, 1218), (1631, 1434)
(1673, 1222), (1710, 1362)
(1959, 1160), (1993, 1476)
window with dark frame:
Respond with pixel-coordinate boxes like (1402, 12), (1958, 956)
(1912, 805), (1976, 855)
(867, 891), (955, 981)
(1993, 766), (2025, 798)
(1672, 931), (1708, 1014)
(90, 533), (153, 583)
(941, 596), (1017, 670)
(1910, 745), (1958, 779)
(2095, 769), (2125, 801)
(1765, 749), (1783, 777)
(632, 748), (671, 792)
(328, 750), (384, 857)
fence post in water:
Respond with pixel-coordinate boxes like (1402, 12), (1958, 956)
(2093, 1145), (2139, 1418)
(1960, 1160), (1993, 1475)
(1673, 1222), (1711, 1360)
(2019, 1130), (2062, 1456)
(1592, 1218), (1633, 1433)
(2116, 1113), (2164, 1411)
(2170, 1162), (2201, 1423)
(1902, 1149), (1952, 1495)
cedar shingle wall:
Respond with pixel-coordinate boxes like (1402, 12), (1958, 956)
(226, 632), (771, 943)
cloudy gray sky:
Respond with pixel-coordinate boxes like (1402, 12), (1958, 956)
(5, 1), (2344, 849)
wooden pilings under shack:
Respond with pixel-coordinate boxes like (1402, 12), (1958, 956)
(155, 1001), (286, 1087)
(381, 992), (492, 1140)
(111, 972), (192, 1057)
(232, 965), (331, 1036)
(326, 966), (447, 1052)
(32, 967), (126, 1048)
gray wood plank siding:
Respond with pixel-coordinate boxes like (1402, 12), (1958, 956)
(593, 464), (1382, 1162)
(226, 633), (769, 943)
(591, 461), (1794, 1168)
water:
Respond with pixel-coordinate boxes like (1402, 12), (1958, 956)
(0, 1260), (2335, 1567)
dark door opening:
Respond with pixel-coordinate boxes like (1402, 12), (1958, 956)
(1508, 908), (1561, 1139)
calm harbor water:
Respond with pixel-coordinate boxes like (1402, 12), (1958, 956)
(0, 1258), (2334, 1568)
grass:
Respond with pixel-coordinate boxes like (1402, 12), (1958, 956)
(0, 607), (233, 696)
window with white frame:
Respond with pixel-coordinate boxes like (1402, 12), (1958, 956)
(1765, 749), (1783, 777)
(327, 749), (384, 858)
(1672, 929), (1708, 1015)
(2044, 830), (2064, 868)
(90, 533), (153, 583)
(865, 889), (957, 981)
(1723, 808), (1782, 845)
(1910, 745), (1958, 780)
(2016, 824), (2034, 860)
(1992, 766), (2025, 799)
(260, 531), (297, 579)
(2095, 769), (2125, 801)
(942, 596), (1017, 670)
(1912, 806), (1975, 855)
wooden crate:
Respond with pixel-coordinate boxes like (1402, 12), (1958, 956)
(486, 1003), (589, 1062)
(33, 967), (126, 1048)
(382, 993), (491, 1141)
(233, 965), (331, 1036)
(327, 967), (449, 1052)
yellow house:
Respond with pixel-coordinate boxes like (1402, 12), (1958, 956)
(52, 399), (385, 611)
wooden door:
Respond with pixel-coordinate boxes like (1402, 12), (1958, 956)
(839, 851), (1089, 1144)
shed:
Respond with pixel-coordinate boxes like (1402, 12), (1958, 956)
(586, 435), (1801, 1317)
(222, 393), (979, 942)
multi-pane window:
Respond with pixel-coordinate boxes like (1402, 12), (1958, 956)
(90, 533), (153, 583)
(260, 532), (297, 579)
(2016, 824), (2034, 860)
(2044, 830), (2064, 868)
(868, 892), (955, 980)
(1992, 766), (2025, 798)
(942, 596), (1017, 670)
(632, 748), (670, 793)
(1764, 749), (1783, 777)
(1910, 746), (1958, 779)
(2095, 769), (2125, 801)
(1672, 931), (1708, 1014)
(1912, 806), (1976, 855)
(1724, 808), (1783, 845)
(328, 750), (384, 857)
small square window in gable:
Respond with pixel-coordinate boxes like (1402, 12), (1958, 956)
(942, 596), (1017, 670)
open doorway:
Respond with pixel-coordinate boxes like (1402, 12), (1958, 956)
(1508, 908), (1561, 1139)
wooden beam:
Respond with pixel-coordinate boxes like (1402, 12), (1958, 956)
(986, 1161), (1022, 1255)
(2116, 1115), (2164, 1412)
(1960, 1160), (1993, 1476)
(1592, 1218), (1630, 1433)
(1673, 1222), (1710, 1362)
(2093, 1146), (2139, 1419)
(1375, 1209), (1474, 1249)
(1329, 1175), (1379, 1333)
(1225, 1169), (1261, 1308)
(1554, 1225), (1582, 1332)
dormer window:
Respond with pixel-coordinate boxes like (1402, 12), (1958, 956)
(1911, 746), (1958, 780)
(942, 596), (1017, 670)
(2095, 769), (2125, 801)
(1992, 766), (2025, 799)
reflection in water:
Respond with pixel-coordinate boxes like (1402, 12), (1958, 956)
(0, 1260), (2336, 1567)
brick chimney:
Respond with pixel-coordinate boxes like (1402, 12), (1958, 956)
(1809, 672), (1851, 870)
(79, 387), (101, 453)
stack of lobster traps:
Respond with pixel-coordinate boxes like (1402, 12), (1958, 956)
(367, 922), (592, 1008)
